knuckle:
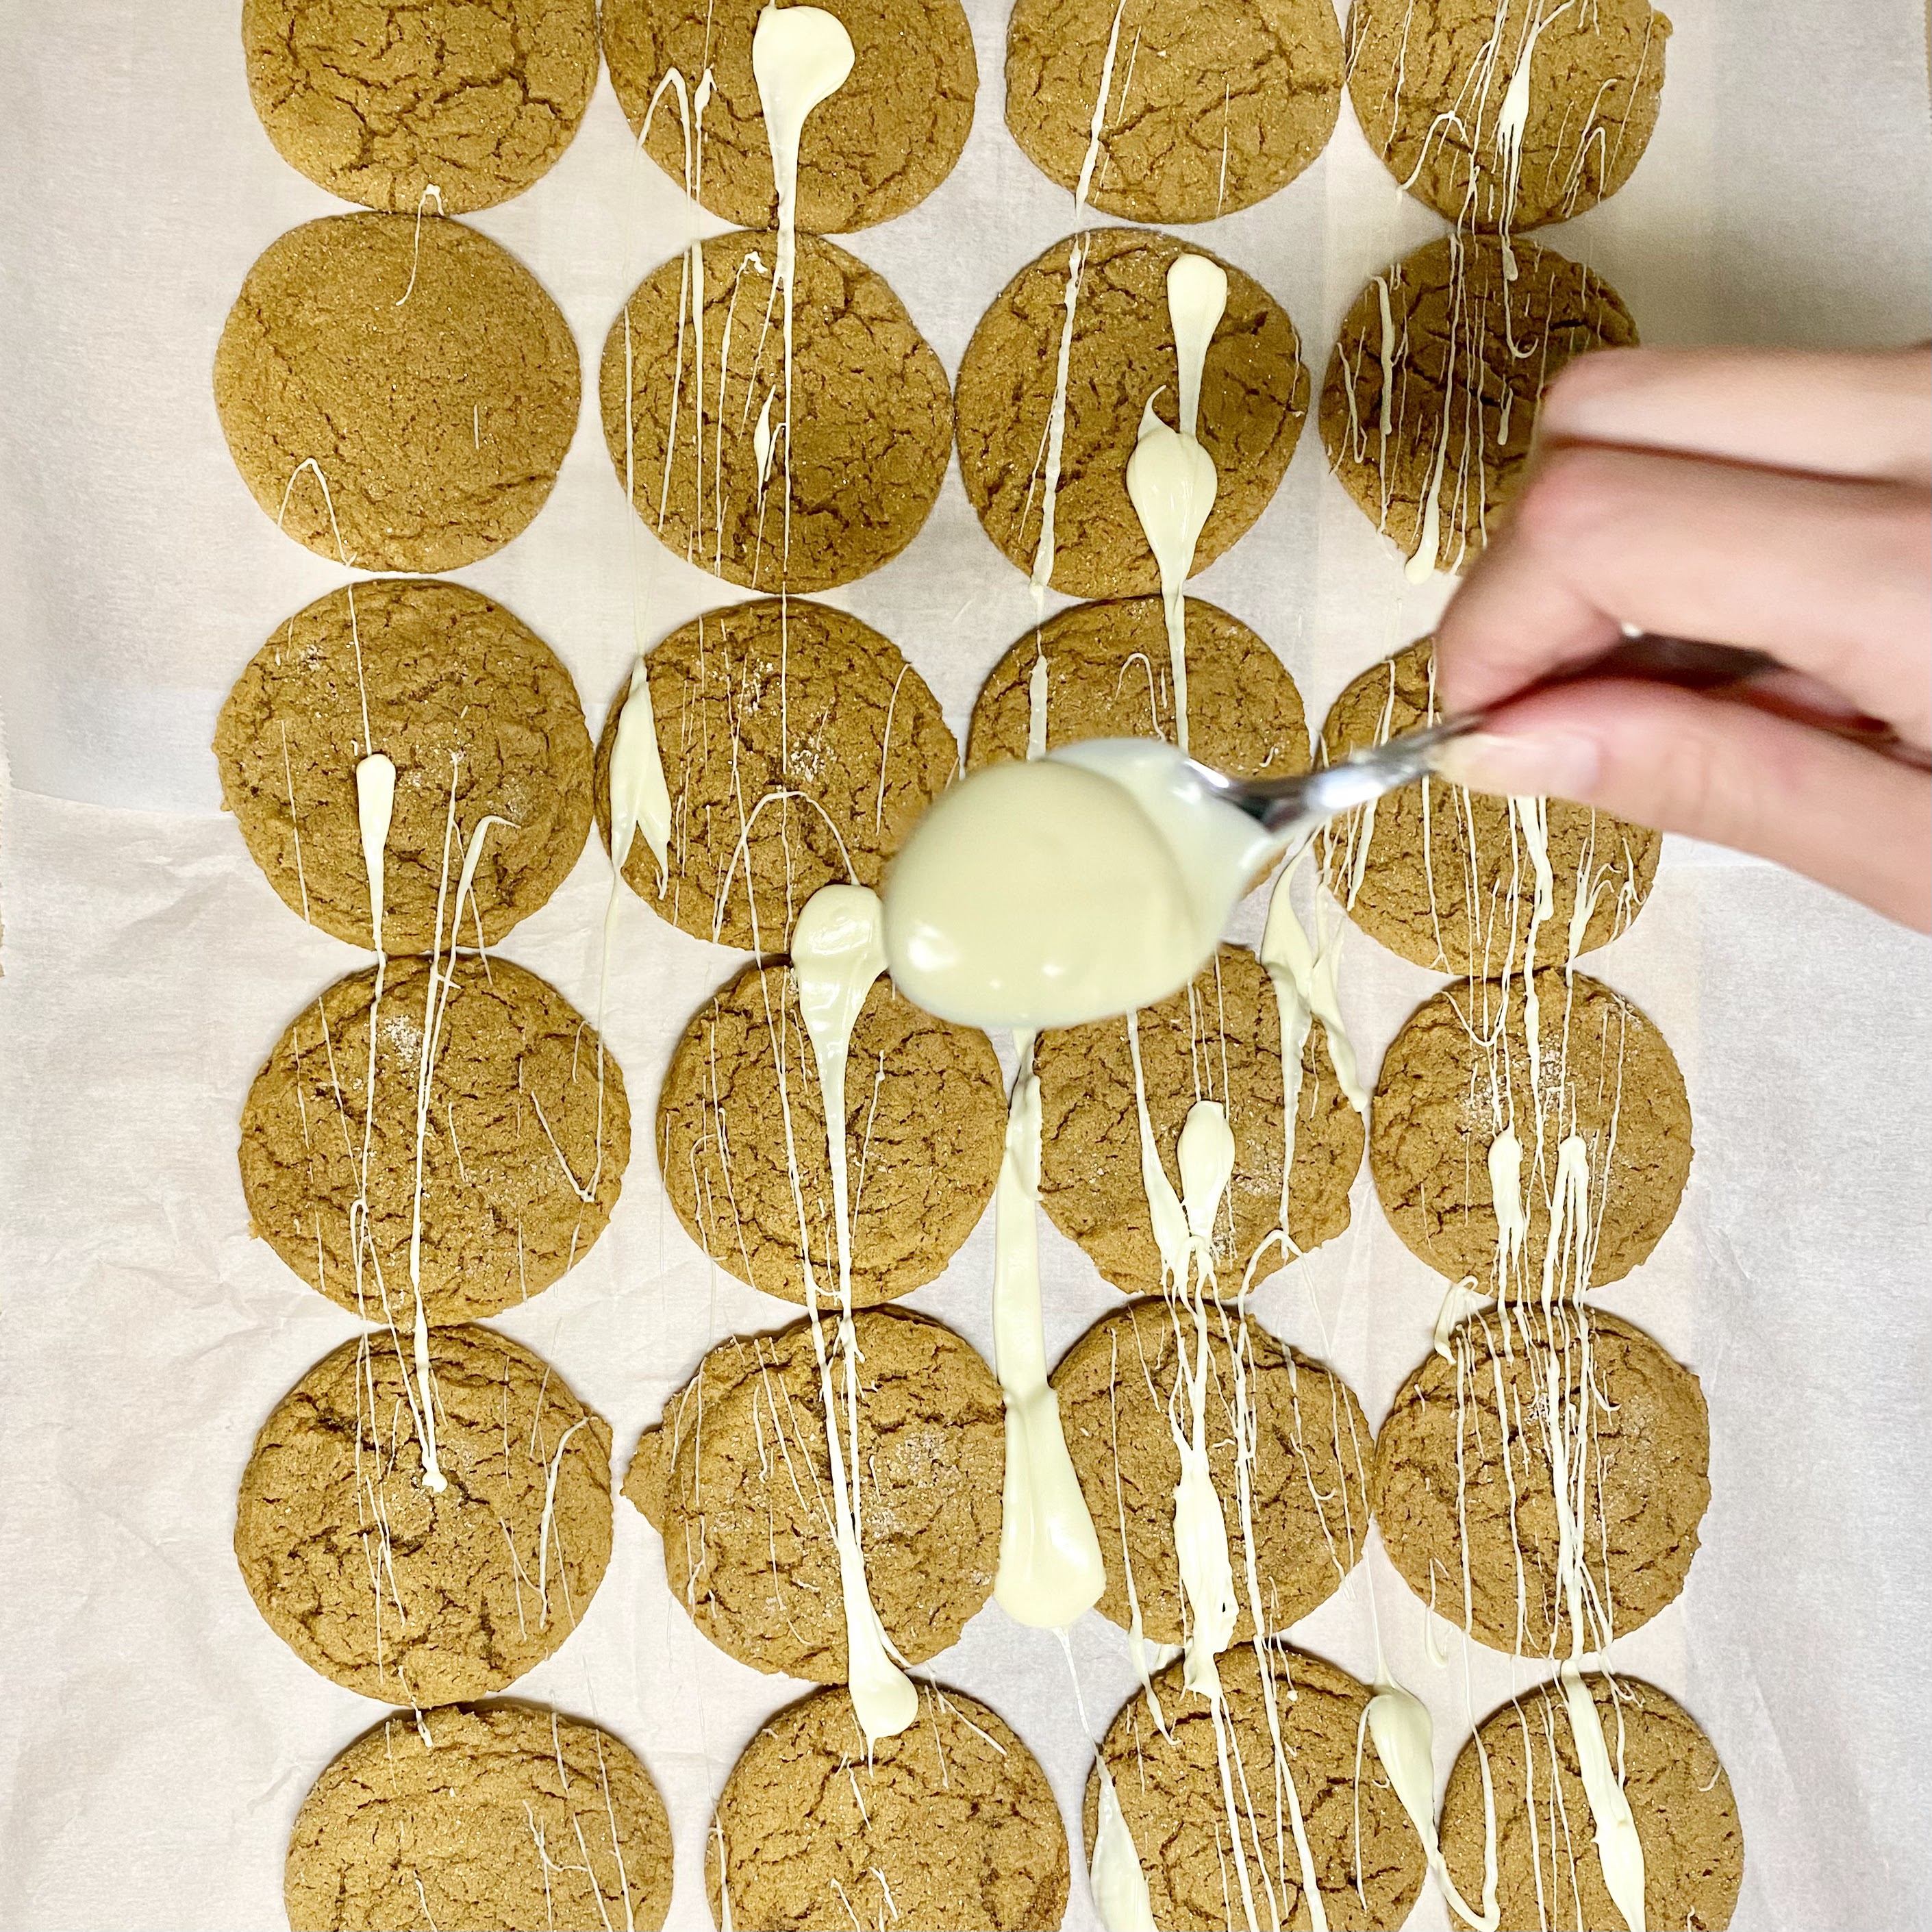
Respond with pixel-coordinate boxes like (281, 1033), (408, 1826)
(1543, 345), (1644, 425)
(1511, 443), (1625, 551)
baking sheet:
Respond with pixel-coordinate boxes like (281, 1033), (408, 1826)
(1, 2), (1929, 1927)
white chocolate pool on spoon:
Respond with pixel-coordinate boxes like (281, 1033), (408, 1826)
(882, 738), (1277, 1031)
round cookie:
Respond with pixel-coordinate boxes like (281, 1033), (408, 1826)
(214, 214), (578, 571)
(623, 1307), (1001, 1679)
(1085, 1646), (1425, 1930)
(216, 579), (592, 953)
(1441, 1674), (1742, 1930)
(243, 0), (599, 214)
(1372, 1305), (1709, 1657)
(285, 1704), (672, 1932)
(965, 596), (1309, 781)
(1320, 234), (1637, 576)
(1052, 1302), (1371, 1646)
(1370, 969), (1692, 1297)
(240, 955), (629, 1322)
(1318, 637), (1661, 975)
(593, 598), (955, 952)
(658, 962), (1004, 1307)
(237, 1325), (612, 1703)
(709, 1684), (1069, 1931)
(955, 227), (1308, 599)
(1035, 943), (1364, 1299)
(1348, 0), (1672, 231)
(1005, 0), (1342, 223)
(605, 0), (976, 231)
(600, 232), (951, 593)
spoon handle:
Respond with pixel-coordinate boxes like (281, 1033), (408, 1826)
(1236, 635), (1777, 834)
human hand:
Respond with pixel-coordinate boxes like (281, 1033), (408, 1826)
(1432, 346), (1931, 931)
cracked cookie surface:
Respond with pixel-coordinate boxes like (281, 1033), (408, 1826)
(709, 1684), (1069, 1931)
(237, 1326), (612, 1704)
(1373, 1306), (1709, 1657)
(216, 579), (592, 952)
(1053, 1302), (1371, 1645)
(243, 0), (599, 212)
(286, 1703), (670, 1931)
(600, 232), (952, 593)
(605, 0), (976, 231)
(214, 214), (579, 571)
(623, 1308), (1001, 1679)
(240, 955), (628, 1322)
(1348, 0), (1672, 231)
(1005, 0), (1342, 222)
(1320, 234), (1636, 575)
(966, 595), (1309, 781)
(1440, 1673), (1742, 1931)
(955, 227), (1307, 598)
(592, 598), (955, 952)
(1319, 637), (1659, 975)
(1035, 944), (1364, 1299)
(1370, 969), (1690, 1296)
(1083, 1647), (1425, 1930)
(658, 963), (1003, 1307)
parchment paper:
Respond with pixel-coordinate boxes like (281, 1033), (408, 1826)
(2, 3), (1929, 1928)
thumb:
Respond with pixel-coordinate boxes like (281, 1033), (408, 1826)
(1432, 681), (1932, 931)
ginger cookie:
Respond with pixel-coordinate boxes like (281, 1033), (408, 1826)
(955, 227), (1308, 598)
(709, 1684), (1069, 1931)
(285, 1704), (672, 1932)
(216, 579), (592, 953)
(659, 962), (1003, 1307)
(237, 1325), (612, 1704)
(965, 596), (1309, 782)
(1440, 1673), (1742, 1931)
(1052, 1301), (1371, 1646)
(1318, 638), (1660, 975)
(1370, 969), (1691, 1298)
(600, 233), (951, 594)
(1034, 944), (1363, 1299)
(622, 1307), (1001, 1679)
(1373, 1305), (1709, 1657)
(1005, 0), (1342, 223)
(1085, 1646), (1426, 1930)
(1320, 234), (1637, 577)
(1348, 0), (1672, 231)
(214, 214), (578, 572)
(240, 955), (628, 1323)
(243, 0), (599, 214)
(592, 598), (955, 952)
(605, 0), (976, 231)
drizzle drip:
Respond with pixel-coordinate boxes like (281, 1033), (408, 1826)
(790, 885), (918, 1747)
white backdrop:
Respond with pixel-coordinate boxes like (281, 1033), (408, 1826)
(1, 2), (1929, 1929)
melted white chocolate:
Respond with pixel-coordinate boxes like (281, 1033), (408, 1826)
(991, 1029), (1107, 1627)
(355, 753), (396, 955)
(608, 653), (672, 890)
(790, 885), (918, 1747)
(883, 738), (1275, 1031)
(1090, 1757), (1158, 1931)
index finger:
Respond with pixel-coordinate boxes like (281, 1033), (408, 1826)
(1433, 442), (1931, 740)
(1540, 345), (1932, 483)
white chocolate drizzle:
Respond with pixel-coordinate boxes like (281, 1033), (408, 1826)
(790, 884), (918, 1747)
(991, 1028), (1106, 1627)
(1124, 254), (1226, 757)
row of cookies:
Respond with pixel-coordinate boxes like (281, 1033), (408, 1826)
(244, 0), (1673, 236)
(215, 580), (1693, 1316)
(220, 33), (671, 1932)
(209, 205), (1635, 598)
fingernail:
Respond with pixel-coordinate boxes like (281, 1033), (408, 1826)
(1433, 729), (1602, 800)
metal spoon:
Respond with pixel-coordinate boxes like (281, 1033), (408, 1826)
(1192, 635), (1778, 839)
